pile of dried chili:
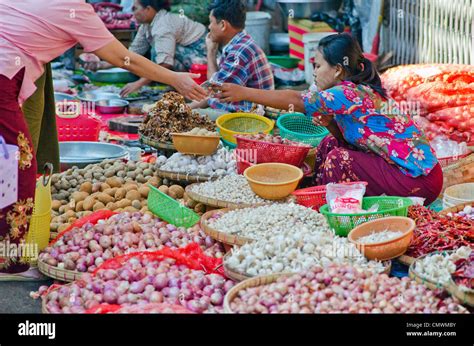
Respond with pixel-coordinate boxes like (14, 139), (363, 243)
(406, 206), (474, 258)
(452, 252), (474, 290)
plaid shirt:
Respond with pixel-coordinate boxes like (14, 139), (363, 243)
(208, 31), (274, 112)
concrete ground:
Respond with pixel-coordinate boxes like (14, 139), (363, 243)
(0, 279), (53, 313)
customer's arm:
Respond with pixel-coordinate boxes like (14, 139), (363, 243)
(219, 83), (305, 112)
(94, 39), (206, 101)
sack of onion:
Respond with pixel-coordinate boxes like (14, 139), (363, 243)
(227, 264), (469, 314)
(39, 212), (224, 278)
(41, 246), (235, 314)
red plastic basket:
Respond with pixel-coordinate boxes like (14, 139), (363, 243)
(235, 135), (311, 167)
(292, 185), (327, 211)
(56, 113), (101, 142)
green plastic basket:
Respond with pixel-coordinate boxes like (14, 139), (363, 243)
(277, 113), (329, 147)
(319, 197), (413, 237)
(147, 184), (200, 228)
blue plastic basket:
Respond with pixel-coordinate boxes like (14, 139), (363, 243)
(277, 113), (329, 147)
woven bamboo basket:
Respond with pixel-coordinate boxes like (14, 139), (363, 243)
(156, 169), (219, 183)
(447, 281), (474, 307)
(439, 202), (473, 216)
(185, 184), (275, 209)
(224, 261), (392, 313)
(38, 258), (82, 282)
(223, 273), (287, 313)
(442, 154), (474, 194)
(200, 209), (254, 247)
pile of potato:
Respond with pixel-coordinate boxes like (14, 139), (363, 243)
(155, 186), (207, 215)
(51, 160), (157, 201)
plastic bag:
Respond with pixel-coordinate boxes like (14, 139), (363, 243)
(431, 135), (469, 158)
(326, 182), (367, 214)
(93, 242), (224, 276)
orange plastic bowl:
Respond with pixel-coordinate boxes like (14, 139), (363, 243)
(244, 163), (303, 200)
(171, 133), (220, 156)
(348, 217), (415, 261)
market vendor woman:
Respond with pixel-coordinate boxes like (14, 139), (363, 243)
(219, 33), (442, 205)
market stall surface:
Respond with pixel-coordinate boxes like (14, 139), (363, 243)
(0, 280), (52, 313)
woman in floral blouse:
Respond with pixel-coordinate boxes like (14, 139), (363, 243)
(219, 33), (442, 205)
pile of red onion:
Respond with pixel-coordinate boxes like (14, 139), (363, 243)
(39, 212), (224, 273)
(43, 256), (235, 314)
(230, 265), (469, 314)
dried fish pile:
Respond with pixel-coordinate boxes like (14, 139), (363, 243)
(139, 92), (215, 143)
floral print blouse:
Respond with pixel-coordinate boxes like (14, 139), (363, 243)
(302, 81), (438, 178)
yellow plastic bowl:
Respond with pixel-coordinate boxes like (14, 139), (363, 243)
(216, 113), (274, 144)
(244, 163), (303, 200)
(171, 133), (220, 156)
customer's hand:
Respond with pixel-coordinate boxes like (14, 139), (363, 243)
(217, 83), (247, 103)
(173, 72), (208, 101)
(206, 33), (218, 55)
(312, 114), (333, 127)
(120, 81), (142, 97)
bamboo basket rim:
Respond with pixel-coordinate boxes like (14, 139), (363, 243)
(37, 258), (83, 283)
(185, 184), (275, 209)
(156, 169), (220, 183)
(439, 201), (474, 215)
(200, 208), (254, 246)
(139, 133), (175, 151)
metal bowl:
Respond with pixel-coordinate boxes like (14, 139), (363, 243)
(86, 68), (139, 84)
(96, 99), (130, 114)
(54, 92), (77, 103)
(59, 142), (128, 169)
(77, 91), (121, 103)
(277, 0), (342, 19)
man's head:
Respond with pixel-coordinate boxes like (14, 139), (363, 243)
(208, 0), (246, 45)
(133, 0), (170, 24)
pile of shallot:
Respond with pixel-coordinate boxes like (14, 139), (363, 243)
(42, 256), (234, 314)
(229, 265), (468, 314)
(39, 212), (224, 273)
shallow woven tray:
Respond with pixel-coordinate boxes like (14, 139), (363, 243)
(200, 209), (254, 247)
(38, 258), (82, 282)
(224, 263), (392, 313)
(139, 133), (176, 151)
(156, 169), (219, 183)
(185, 184), (274, 209)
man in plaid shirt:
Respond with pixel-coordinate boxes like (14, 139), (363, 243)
(191, 0), (274, 112)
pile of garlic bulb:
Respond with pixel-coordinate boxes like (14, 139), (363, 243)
(225, 225), (385, 277)
(413, 246), (471, 285)
(189, 175), (269, 205)
(208, 203), (327, 240)
(156, 148), (236, 177)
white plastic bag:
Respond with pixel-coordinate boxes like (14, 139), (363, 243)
(326, 182), (367, 214)
(0, 136), (19, 209)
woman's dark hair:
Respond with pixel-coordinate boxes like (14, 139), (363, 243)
(208, 0), (246, 29)
(139, 0), (170, 12)
(318, 33), (387, 98)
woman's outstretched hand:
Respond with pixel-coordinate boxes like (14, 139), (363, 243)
(173, 73), (208, 101)
(312, 114), (334, 127)
(216, 83), (247, 103)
